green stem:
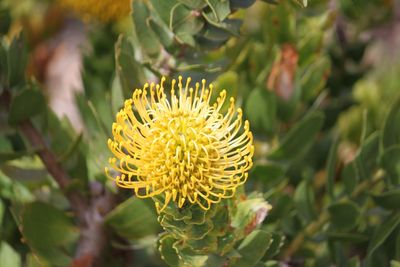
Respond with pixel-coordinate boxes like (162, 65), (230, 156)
(282, 171), (384, 259)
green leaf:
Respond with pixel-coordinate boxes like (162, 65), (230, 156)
(300, 57), (330, 101)
(0, 136), (32, 163)
(214, 71), (239, 99)
(26, 253), (49, 267)
(105, 198), (160, 240)
(8, 87), (46, 124)
(46, 110), (74, 155)
(174, 244), (209, 266)
(88, 88), (114, 132)
(132, 0), (161, 58)
(233, 230), (272, 267)
(341, 162), (357, 195)
(267, 194), (293, 223)
(294, 180), (316, 223)
(230, 0), (256, 8)
(0, 171), (34, 202)
(185, 233), (217, 253)
(114, 35), (147, 98)
(328, 201), (361, 231)
(263, 3), (295, 44)
(0, 44), (8, 92)
(263, 232), (285, 259)
(347, 256), (361, 267)
(148, 17), (174, 50)
(160, 210), (214, 240)
(9, 34), (27, 88)
(353, 132), (380, 181)
(204, 254), (227, 267)
(202, 24), (231, 42)
(329, 241), (345, 266)
(0, 151), (30, 164)
(158, 233), (180, 267)
(149, 0), (179, 24)
(396, 230), (400, 260)
(245, 88), (277, 134)
(264, 261), (280, 267)
(380, 145), (400, 184)
(231, 198), (271, 237)
(110, 74), (124, 115)
(260, 0), (279, 5)
(326, 136), (339, 199)
(250, 162), (286, 187)
(293, 0), (307, 7)
(391, 261), (400, 267)
(367, 212), (400, 257)
(202, 11), (242, 35)
(0, 163), (47, 182)
(178, 0), (207, 9)
(1, 33), (28, 89)
(205, 0), (231, 22)
(0, 135), (12, 152)
(0, 242), (21, 267)
(0, 8), (11, 35)
(0, 199), (4, 224)
(21, 202), (79, 266)
(268, 112), (325, 161)
(22, 202), (79, 246)
(326, 232), (369, 243)
(170, 3), (204, 46)
(57, 133), (83, 162)
(298, 33), (324, 66)
(382, 96), (400, 149)
(372, 189), (400, 210)
(76, 94), (108, 137)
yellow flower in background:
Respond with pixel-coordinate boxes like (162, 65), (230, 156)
(60, 0), (132, 22)
(106, 77), (254, 213)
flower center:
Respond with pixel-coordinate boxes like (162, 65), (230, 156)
(141, 112), (218, 207)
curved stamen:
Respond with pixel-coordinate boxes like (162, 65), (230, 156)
(106, 76), (254, 213)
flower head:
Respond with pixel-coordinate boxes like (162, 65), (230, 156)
(106, 77), (254, 213)
(60, 0), (131, 22)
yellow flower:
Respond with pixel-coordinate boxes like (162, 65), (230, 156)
(106, 77), (254, 213)
(59, 0), (132, 22)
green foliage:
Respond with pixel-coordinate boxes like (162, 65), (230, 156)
(245, 88), (276, 133)
(1, 0), (400, 266)
(0, 33), (27, 91)
(0, 242), (21, 267)
(328, 201), (360, 231)
(268, 112), (325, 162)
(157, 195), (272, 266)
(105, 198), (160, 240)
(17, 201), (79, 265)
(8, 84), (46, 124)
(367, 213), (400, 257)
(234, 230), (272, 267)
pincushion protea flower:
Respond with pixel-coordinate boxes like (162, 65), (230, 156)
(106, 77), (254, 213)
(60, 0), (131, 22)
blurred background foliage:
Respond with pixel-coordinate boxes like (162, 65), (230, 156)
(1, 0), (400, 266)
